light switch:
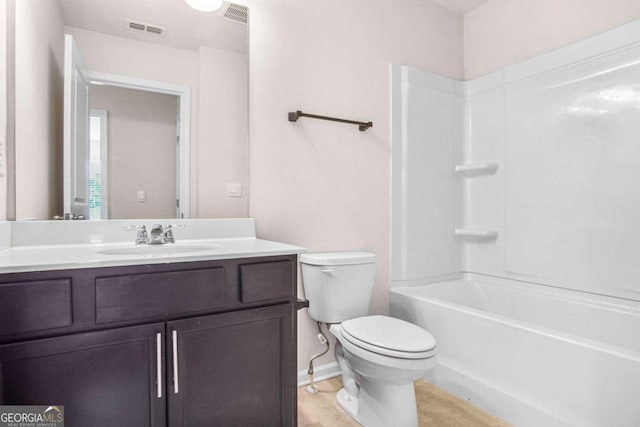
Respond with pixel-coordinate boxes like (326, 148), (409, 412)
(137, 190), (147, 202)
(227, 183), (242, 197)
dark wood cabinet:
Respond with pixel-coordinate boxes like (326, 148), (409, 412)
(0, 255), (298, 427)
(0, 323), (166, 427)
(95, 267), (227, 324)
(168, 304), (295, 426)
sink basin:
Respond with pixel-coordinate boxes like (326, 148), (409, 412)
(97, 244), (221, 256)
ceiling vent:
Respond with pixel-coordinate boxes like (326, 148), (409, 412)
(124, 19), (167, 37)
(218, 2), (248, 25)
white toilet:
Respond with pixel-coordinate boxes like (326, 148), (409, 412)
(300, 251), (436, 427)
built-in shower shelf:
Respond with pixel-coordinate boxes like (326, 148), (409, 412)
(454, 162), (499, 176)
(454, 228), (499, 240)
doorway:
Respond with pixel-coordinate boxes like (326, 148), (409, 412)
(88, 71), (191, 219)
(89, 85), (180, 219)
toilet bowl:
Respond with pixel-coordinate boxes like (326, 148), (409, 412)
(300, 251), (437, 427)
(330, 316), (436, 427)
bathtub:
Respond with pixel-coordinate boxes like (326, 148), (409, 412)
(390, 274), (640, 427)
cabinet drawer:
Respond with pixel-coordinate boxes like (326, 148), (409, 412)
(240, 261), (294, 304)
(0, 279), (72, 336)
(96, 268), (225, 324)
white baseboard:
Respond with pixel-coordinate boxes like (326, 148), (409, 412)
(297, 362), (341, 387)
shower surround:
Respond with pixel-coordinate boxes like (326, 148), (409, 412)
(390, 18), (640, 427)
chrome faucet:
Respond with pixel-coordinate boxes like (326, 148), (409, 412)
(149, 224), (166, 245)
(148, 224), (184, 245)
(126, 224), (183, 245)
(125, 225), (149, 245)
(164, 224), (177, 243)
(162, 224), (185, 244)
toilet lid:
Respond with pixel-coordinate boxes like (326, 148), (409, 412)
(341, 316), (436, 359)
(299, 251), (376, 266)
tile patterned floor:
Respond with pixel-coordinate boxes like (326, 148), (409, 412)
(298, 377), (512, 427)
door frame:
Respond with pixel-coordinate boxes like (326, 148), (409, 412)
(63, 34), (91, 220)
(88, 71), (191, 219)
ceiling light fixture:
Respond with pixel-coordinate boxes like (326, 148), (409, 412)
(185, 0), (224, 12)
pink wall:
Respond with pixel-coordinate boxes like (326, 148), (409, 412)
(0, 0), (8, 220)
(66, 27), (200, 89)
(196, 46), (248, 218)
(248, 0), (463, 370)
(15, 0), (65, 220)
(464, 0), (640, 79)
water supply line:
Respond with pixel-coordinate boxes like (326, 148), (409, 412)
(306, 321), (330, 394)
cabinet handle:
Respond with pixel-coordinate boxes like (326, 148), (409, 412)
(172, 330), (179, 394)
(156, 333), (162, 398)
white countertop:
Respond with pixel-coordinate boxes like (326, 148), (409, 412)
(0, 219), (305, 274)
(0, 238), (305, 274)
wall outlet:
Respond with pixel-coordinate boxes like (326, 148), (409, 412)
(227, 183), (242, 197)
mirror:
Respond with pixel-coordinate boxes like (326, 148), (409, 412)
(11, 0), (249, 220)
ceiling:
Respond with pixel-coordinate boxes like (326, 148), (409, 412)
(429, 0), (490, 15)
(57, 0), (488, 55)
(57, 0), (248, 54)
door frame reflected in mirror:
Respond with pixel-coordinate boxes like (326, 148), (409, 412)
(87, 71), (191, 219)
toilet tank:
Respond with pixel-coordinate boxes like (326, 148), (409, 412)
(300, 251), (376, 323)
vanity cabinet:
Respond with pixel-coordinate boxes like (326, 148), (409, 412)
(0, 255), (298, 427)
(168, 304), (294, 426)
(0, 323), (166, 426)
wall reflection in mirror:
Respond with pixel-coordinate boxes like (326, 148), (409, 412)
(13, 0), (248, 220)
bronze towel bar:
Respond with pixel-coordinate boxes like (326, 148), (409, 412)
(288, 110), (372, 131)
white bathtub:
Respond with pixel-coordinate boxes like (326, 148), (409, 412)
(390, 274), (640, 427)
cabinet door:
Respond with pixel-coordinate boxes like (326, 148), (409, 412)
(0, 323), (166, 427)
(168, 304), (295, 427)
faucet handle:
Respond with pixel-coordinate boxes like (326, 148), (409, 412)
(163, 224), (184, 244)
(124, 225), (148, 245)
(164, 224), (185, 229)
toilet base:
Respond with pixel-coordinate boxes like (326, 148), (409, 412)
(335, 379), (419, 427)
(336, 388), (360, 423)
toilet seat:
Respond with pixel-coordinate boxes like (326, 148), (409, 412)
(331, 323), (437, 374)
(340, 315), (436, 359)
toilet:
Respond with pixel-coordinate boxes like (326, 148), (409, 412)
(300, 251), (436, 427)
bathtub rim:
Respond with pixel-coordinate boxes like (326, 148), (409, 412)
(394, 272), (640, 312)
(390, 275), (640, 363)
